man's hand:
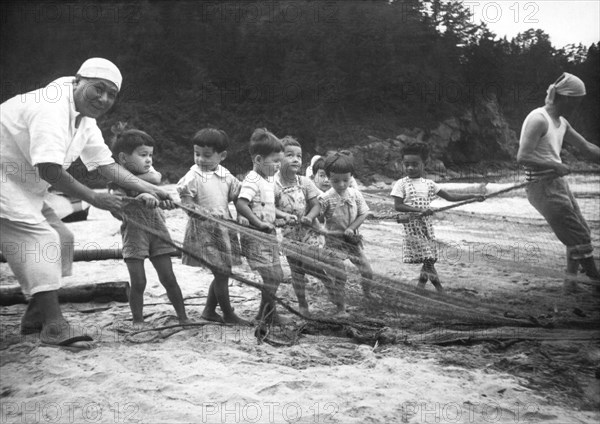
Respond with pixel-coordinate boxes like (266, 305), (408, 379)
(149, 186), (173, 201)
(300, 216), (313, 226)
(136, 193), (159, 207)
(283, 213), (298, 224)
(421, 209), (434, 216)
(159, 200), (176, 210)
(91, 192), (123, 214)
(344, 228), (354, 238)
(257, 221), (276, 233)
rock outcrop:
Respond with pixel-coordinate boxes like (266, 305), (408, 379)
(332, 97), (519, 183)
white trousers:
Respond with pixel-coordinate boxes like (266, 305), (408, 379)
(0, 203), (74, 297)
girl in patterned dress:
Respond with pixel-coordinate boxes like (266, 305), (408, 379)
(391, 143), (484, 292)
(177, 128), (250, 325)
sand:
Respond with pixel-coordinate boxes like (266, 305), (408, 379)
(1, 180), (599, 424)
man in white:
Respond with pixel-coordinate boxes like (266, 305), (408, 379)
(1, 57), (172, 349)
(517, 72), (600, 293)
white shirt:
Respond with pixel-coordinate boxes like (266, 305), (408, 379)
(238, 170), (277, 224)
(519, 107), (567, 167)
(0, 77), (114, 223)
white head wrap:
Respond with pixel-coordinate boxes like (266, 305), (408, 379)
(76, 58), (123, 91)
(305, 155), (322, 178)
(545, 72), (586, 105)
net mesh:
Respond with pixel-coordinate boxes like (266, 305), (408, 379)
(119, 172), (599, 330)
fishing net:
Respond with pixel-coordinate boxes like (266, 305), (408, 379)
(117, 171), (599, 333)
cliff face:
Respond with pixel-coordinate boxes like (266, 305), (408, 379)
(339, 97), (519, 183)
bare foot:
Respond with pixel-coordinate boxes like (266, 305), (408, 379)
(416, 280), (427, 290)
(40, 321), (94, 351)
(433, 284), (445, 294)
(362, 282), (373, 298)
(298, 306), (311, 318)
(563, 279), (581, 295)
(333, 309), (351, 319)
(271, 311), (292, 325)
(223, 314), (252, 326)
(201, 311), (225, 323)
(21, 303), (43, 334)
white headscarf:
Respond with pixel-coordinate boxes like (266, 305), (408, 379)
(305, 155), (322, 178)
(545, 72), (586, 105)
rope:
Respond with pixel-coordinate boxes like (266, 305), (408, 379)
(368, 174), (557, 222)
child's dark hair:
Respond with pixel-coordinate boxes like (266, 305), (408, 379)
(401, 142), (430, 162)
(311, 157), (325, 175)
(323, 152), (354, 177)
(110, 122), (155, 157)
(192, 128), (229, 153)
(249, 128), (282, 158)
(281, 135), (301, 149)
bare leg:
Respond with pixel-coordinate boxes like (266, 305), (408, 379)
(326, 258), (347, 316)
(210, 271), (251, 325)
(201, 280), (223, 322)
(424, 259), (444, 293)
(417, 264), (428, 290)
(429, 267), (445, 293)
(255, 265), (290, 324)
(149, 255), (190, 324)
(564, 253), (580, 294)
(125, 260), (147, 324)
(289, 266), (310, 316)
(351, 250), (374, 298)
(580, 257), (600, 280)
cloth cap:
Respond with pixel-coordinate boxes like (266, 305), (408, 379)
(545, 72), (586, 105)
(76, 58), (122, 90)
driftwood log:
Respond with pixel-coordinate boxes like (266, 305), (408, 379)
(345, 326), (600, 345)
(0, 249), (181, 263)
(0, 281), (129, 306)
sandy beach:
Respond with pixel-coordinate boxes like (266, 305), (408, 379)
(1, 179), (599, 424)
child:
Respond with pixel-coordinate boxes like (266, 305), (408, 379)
(274, 136), (332, 317)
(235, 128), (289, 325)
(308, 154), (358, 194)
(319, 152), (374, 316)
(391, 142), (484, 292)
(176, 128), (250, 325)
(110, 126), (190, 326)
(308, 156), (331, 193)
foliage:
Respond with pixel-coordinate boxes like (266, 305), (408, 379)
(1, 0), (598, 182)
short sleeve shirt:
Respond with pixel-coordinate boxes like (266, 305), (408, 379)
(176, 164), (240, 218)
(0, 76), (114, 223)
(319, 187), (369, 232)
(390, 177), (440, 206)
(238, 170), (277, 225)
